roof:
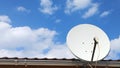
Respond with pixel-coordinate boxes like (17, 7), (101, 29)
(0, 57), (120, 68)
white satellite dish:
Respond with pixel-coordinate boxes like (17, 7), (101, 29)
(66, 24), (110, 62)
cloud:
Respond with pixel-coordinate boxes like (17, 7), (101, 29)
(105, 36), (120, 60)
(82, 3), (98, 18)
(0, 49), (23, 57)
(100, 11), (111, 17)
(0, 15), (11, 23)
(44, 44), (75, 58)
(55, 19), (61, 23)
(64, 0), (99, 18)
(0, 22), (56, 57)
(17, 6), (30, 13)
(0, 15), (74, 58)
(65, 0), (91, 14)
(39, 0), (58, 15)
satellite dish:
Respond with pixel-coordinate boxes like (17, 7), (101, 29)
(66, 24), (110, 62)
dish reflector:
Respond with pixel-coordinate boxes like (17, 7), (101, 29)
(66, 24), (110, 61)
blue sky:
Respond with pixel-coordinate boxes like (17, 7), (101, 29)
(0, 0), (120, 60)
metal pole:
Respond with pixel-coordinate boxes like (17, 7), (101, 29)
(91, 37), (98, 62)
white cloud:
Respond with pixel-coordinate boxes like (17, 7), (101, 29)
(0, 49), (23, 57)
(65, 0), (91, 14)
(17, 6), (30, 13)
(0, 15), (74, 58)
(44, 44), (75, 58)
(105, 36), (120, 60)
(64, 0), (99, 18)
(100, 11), (110, 17)
(0, 22), (57, 57)
(82, 3), (98, 18)
(39, 0), (58, 15)
(55, 19), (61, 23)
(0, 15), (11, 23)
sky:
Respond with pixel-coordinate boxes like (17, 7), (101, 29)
(0, 0), (120, 60)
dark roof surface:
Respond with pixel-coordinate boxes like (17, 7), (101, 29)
(0, 57), (120, 67)
(0, 57), (120, 61)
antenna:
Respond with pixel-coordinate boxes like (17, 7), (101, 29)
(66, 24), (110, 62)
